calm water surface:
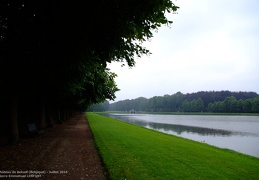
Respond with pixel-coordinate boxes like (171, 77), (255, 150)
(103, 113), (259, 158)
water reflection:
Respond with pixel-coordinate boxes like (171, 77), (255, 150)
(148, 123), (236, 136)
(106, 114), (245, 137)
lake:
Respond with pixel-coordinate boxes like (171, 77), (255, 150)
(103, 113), (259, 158)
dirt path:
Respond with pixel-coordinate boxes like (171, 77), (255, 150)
(0, 113), (107, 179)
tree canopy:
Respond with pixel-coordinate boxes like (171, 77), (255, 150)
(107, 91), (259, 113)
(0, 0), (179, 143)
(0, 0), (179, 108)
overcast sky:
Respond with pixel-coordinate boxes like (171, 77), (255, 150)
(108, 0), (259, 102)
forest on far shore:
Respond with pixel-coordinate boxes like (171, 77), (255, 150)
(89, 91), (259, 113)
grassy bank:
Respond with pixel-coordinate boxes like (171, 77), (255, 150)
(87, 113), (259, 179)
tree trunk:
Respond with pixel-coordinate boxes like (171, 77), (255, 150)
(39, 97), (46, 130)
(10, 97), (19, 143)
(46, 104), (54, 127)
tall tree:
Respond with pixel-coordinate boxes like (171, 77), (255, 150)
(0, 0), (179, 143)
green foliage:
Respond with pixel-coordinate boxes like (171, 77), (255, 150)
(182, 98), (204, 112)
(110, 91), (259, 113)
(87, 113), (259, 179)
(208, 96), (259, 113)
(0, 0), (180, 141)
(0, 0), (179, 110)
(88, 101), (110, 112)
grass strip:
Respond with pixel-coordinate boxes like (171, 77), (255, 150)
(87, 112), (259, 179)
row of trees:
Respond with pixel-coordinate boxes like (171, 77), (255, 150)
(88, 101), (110, 112)
(0, 0), (179, 144)
(182, 98), (204, 112)
(208, 96), (259, 113)
(106, 91), (259, 113)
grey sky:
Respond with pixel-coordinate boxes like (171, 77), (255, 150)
(108, 0), (259, 102)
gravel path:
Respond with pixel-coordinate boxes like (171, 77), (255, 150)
(0, 113), (107, 179)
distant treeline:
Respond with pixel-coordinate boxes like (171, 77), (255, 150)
(89, 91), (259, 113)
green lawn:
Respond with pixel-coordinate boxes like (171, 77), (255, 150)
(86, 112), (259, 179)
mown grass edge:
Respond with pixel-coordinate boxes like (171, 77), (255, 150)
(86, 112), (259, 179)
